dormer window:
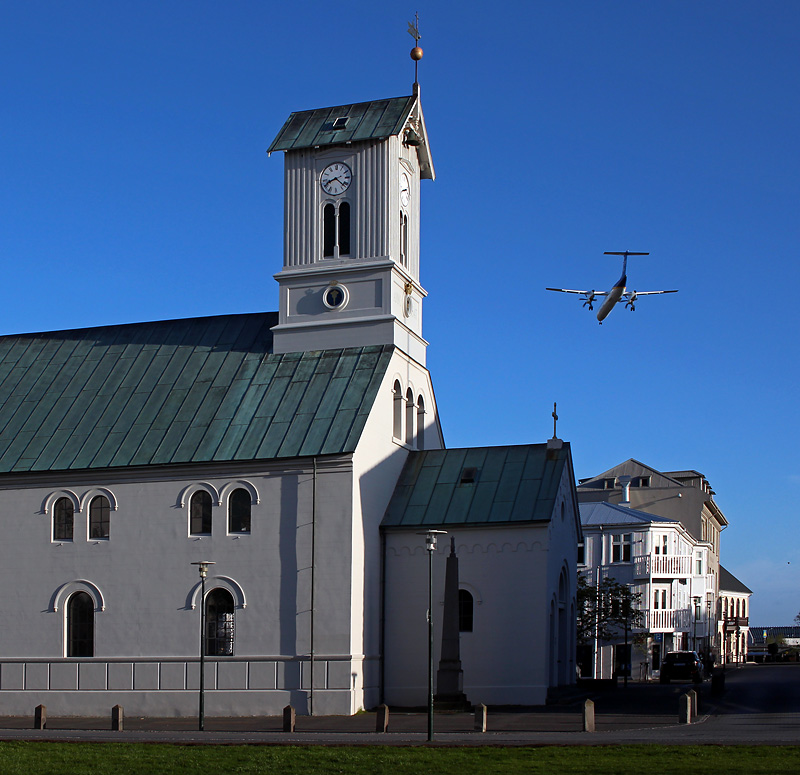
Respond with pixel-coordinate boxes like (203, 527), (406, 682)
(603, 478), (615, 490)
(332, 116), (349, 130)
(460, 467), (478, 485)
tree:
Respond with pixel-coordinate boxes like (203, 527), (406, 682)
(766, 633), (786, 661)
(576, 573), (645, 645)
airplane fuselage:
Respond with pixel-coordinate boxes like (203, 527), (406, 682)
(597, 274), (626, 322)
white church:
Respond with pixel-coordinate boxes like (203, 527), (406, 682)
(0, 81), (579, 717)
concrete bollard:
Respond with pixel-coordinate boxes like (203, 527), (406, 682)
(112, 704), (124, 731)
(282, 704), (296, 733)
(679, 692), (692, 724)
(474, 703), (487, 732)
(583, 698), (595, 732)
(375, 704), (389, 733)
(34, 704), (46, 730)
(688, 688), (701, 716)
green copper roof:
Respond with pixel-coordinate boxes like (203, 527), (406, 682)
(0, 312), (392, 474)
(382, 444), (571, 528)
(268, 96), (416, 153)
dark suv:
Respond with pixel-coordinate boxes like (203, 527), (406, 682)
(659, 651), (704, 684)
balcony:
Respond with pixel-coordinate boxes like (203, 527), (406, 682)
(634, 554), (692, 578)
(644, 608), (692, 632)
(724, 617), (749, 632)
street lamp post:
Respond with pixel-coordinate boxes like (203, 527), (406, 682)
(418, 529), (446, 742)
(692, 596), (701, 653)
(623, 586), (630, 689)
(191, 560), (215, 732)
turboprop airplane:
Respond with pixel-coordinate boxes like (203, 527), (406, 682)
(546, 251), (678, 324)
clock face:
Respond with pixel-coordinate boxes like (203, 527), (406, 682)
(399, 172), (410, 207)
(320, 163), (352, 196)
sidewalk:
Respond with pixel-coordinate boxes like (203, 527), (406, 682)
(0, 681), (744, 746)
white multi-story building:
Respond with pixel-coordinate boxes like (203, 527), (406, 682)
(577, 460), (737, 670)
(578, 501), (716, 680)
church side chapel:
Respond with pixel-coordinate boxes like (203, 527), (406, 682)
(0, 47), (578, 716)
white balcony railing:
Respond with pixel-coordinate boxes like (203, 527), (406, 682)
(646, 608), (692, 632)
(634, 554), (692, 578)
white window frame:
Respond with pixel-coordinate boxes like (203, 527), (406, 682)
(611, 533), (632, 563)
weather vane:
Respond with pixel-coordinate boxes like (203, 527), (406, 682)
(408, 13), (423, 86)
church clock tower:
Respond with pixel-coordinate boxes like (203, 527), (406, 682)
(267, 85), (434, 363)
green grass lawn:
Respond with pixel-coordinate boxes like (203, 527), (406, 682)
(0, 743), (798, 775)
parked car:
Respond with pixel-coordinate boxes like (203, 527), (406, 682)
(659, 651), (704, 684)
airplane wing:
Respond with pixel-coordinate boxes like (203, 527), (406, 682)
(623, 290), (678, 297)
(546, 288), (608, 296)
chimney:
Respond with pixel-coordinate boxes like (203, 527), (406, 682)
(617, 476), (633, 506)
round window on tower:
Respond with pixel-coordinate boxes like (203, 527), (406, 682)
(322, 283), (349, 311)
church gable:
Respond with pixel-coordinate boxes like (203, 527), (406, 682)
(0, 312), (393, 473)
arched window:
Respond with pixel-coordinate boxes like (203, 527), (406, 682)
(53, 497), (74, 541)
(323, 201), (350, 258)
(67, 591), (94, 657)
(190, 490), (212, 535)
(89, 495), (110, 539)
(228, 488), (251, 534)
(339, 202), (350, 255)
(416, 395), (425, 448)
(405, 388), (415, 445)
(323, 203), (336, 257)
(400, 211), (409, 266)
(459, 589), (474, 633)
(392, 381), (403, 439)
(205, 588), (235, 656)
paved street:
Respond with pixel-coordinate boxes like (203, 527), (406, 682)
(0, 663), (797, 746)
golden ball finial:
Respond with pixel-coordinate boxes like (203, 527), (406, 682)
(410, 46), (423, 61)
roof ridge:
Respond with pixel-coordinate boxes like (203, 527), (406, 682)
(0, 310), (278, 341)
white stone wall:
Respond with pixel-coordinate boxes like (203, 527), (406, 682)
(351, 350), (443, 711)
(0, 457), (363, 717)
(383, 514), (574, 707)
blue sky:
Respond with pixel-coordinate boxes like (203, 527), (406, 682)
(3, 2), (799, 624)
